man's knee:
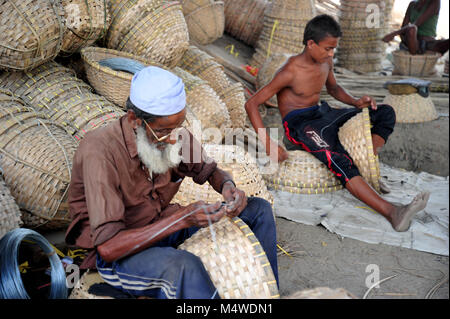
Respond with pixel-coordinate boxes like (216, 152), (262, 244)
(246, 197), (274, 219)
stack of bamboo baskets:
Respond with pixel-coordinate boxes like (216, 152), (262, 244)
(337, 0), (392, 73)
(181, 0), (225, 45)
(223, 0), (268, 48)
(106, 0), (190, 68)
(177, 46), (247, 128)
(0, 173), (22, 239)
(250, 0), (316, 69)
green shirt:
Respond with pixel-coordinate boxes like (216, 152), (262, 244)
(410, 1), (439, 37)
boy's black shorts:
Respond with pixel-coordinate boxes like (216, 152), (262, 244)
(282, 101), (396, 186)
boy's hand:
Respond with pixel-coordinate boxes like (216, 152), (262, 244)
(355, 96), (377, 110)
(266, 139), (289, 163)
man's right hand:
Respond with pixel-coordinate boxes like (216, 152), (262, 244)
(184, 201), (226, 228)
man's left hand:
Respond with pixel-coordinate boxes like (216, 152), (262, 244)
(221, 181), (247, 218)
(355, 96), (377, 110)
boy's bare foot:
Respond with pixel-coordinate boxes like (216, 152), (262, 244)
(390, 192), (430, 232)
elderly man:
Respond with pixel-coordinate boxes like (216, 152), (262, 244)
(65, 66), (278, 299)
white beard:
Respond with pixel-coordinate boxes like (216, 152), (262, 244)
(135, 125), (182, 175)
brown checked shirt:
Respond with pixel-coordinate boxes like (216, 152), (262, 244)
(65, 115), (231, 269)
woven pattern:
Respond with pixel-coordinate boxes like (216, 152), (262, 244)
(0, 61), (124, 141)
(338, 108), (380, 192)
(382, 93), (438, 123)
(178, 216), (280, 299)
(0, 175), (22, 240)
(337, 0), (392, 73)
(223, 0), (267, 47)
(392, 50), (441, 76)
(0, 90), (77, 230)
(81, 46), (164, 107)
(172, 67), (231, 138)
(69, 270), (114, 299)
(255, 53), (291, 106)
(264, 150), (342, 194)
(60, 0), (111, 55)
(0, 0), (65, 71)
(106, 0), (189, 68)
(183, 1), (225, 45)
(250, 0), (315, 68)
(172, 144), (274, 208)
(217, 82), (247, 129)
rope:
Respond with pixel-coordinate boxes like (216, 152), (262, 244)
(0, 228), (67, 299)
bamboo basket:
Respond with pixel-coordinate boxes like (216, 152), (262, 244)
(59, 0), (111, 55)
(0, 175), (23, 240)
(177, 46), (231, 94)
(172, 144), (274, 208)
(382, 93), (438, 123)
(338, 108), (380, 192)
(0, 61), (124, 140)
(172, 67), (231, 139)
(81, 46), (164, 107)
(0, 0), (65, 71)
(223, 0), (267, 47)
(110, 1), (189, 68)
(184, 1), (225, 45)
(178, 216), (280, 299)
(217, 82), (247, 129)
(180, 0), (211, 15)
(0, 90), (77, 230)
(392, 50), (441, 76)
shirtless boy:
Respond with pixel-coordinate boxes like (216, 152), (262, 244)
(245, 15), (430, 232)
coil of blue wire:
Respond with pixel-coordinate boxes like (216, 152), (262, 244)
(0, 228), (67, 299)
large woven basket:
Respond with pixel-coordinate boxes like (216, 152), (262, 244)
(0, 175), (22, 240)
(382, 93), (438, 123)
(172, 67), (231, 139)
(338, 108), (380, 192)
(392, 50), (441, 76)
(108, 0), (189, 68)
(0, 0), (65, 71)
(223, 0), (267, 47)
(0, 61), (124, 140)
(217, 82), (247, 129)
(178, 216), (280, 299)
(177, 45), (231, 94)
(81, 46), (164, 107)
(59, 0), (111, 55)
(184, 1), (225, 45)
(172, 144), (274, 208)
(0, 90), (77, 230)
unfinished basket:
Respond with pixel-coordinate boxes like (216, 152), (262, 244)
(172, 144), (274, 208)
(0, 175), (22, 240)
(338, 108), (380, 192)
(256, 53), (291, 106)
(69, 270), (114, 299)
(178, 216), (280, 299)
(0, 61), (125, 140)
(223, 0), (267, 47)
(184, 1), (225, 45)
(0, 90), (77, 230)
(59, 0), (111, 55)
(382, 93), (438, 123)
(0, 0), (65, 71)
(392, 50), (441, 76)
(217, 82), (247, 129)
(110, 1), (189, 68)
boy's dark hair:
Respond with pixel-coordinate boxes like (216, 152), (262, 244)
(303, 14), (342, 45)
(126, 97), (164, 123)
